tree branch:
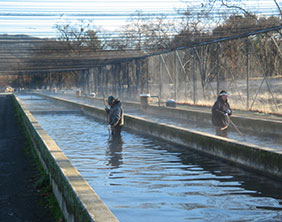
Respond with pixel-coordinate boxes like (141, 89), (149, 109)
(273, 0), (282, 19)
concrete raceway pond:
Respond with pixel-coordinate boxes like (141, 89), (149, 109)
(18, 94), (282, 222)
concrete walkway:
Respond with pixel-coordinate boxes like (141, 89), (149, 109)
(0, 95), (56, 222)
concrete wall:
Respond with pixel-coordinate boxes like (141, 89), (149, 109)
(13, 95), (118, 222)
(84, 95), (282, 137)
(142, 104), (282, 137)
(37, 94), (282, 180)
(125, 114), (282, 179)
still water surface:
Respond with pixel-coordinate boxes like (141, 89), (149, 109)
(18, 95), (282, 222)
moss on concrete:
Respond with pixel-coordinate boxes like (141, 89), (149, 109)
(12, 95), (65, 222)
(25, 142), (65, 222)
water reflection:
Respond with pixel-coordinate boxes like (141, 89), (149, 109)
(106, 135), (123, 169)
(177, 144), (282, 201)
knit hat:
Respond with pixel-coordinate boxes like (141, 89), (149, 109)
(219, 90), (228, 96)
(107, 96), (115, 104)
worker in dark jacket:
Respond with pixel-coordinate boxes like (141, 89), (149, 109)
(211, 90), (232, 137)
(105, 96), (124, 136)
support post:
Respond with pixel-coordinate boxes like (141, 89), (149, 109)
(246, 39), (249, 110)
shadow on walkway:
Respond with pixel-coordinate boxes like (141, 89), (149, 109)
(0, 95), (58, 222)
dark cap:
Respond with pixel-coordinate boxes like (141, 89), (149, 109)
(107, 96), (115, 104)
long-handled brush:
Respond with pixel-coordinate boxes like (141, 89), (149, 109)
(227, 116), (246, 141)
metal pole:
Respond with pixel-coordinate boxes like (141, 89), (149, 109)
(192, 49), (196, 104)
(49, 72), (52, 90)
(174, 51), (177, 101)
(216, 43), (220, 95)
(159, 55), (162, 104)
(246, 39), (249, 110)
(146, 59), (149, 94)
(98, 66), (102, 96)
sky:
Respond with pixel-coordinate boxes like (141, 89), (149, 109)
(0, 0), (187, 38)
(0, 0), (281, 38)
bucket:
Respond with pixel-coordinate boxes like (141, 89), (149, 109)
(76, 90), (81, 97)
(140, 94), (150, 109)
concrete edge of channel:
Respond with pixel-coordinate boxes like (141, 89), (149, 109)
(87, 96), (282, 137)
(13, 95), (119, 222)
(125, 114), (282, 179)
(38, 93), (282, 181)
(58, 94), (281, 138)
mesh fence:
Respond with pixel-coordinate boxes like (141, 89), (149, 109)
(82, 27), (282, 114)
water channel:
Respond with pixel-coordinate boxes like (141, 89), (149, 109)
(39, 91), (282, 150)
(18, 94), (282, 222)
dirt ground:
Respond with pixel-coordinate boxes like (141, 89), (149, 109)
(0, 95), (57, 222)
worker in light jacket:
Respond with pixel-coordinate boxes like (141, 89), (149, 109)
(211, 90), (232, 137)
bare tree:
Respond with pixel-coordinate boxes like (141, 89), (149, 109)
(54, 20), (103, 54)
(112, 11), (176, 51)
(205, 0), (282, 19)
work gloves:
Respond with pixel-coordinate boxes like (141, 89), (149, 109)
(225, 109), (232, 116)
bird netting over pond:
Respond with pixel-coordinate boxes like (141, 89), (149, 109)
(81, 27), (282, 114)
